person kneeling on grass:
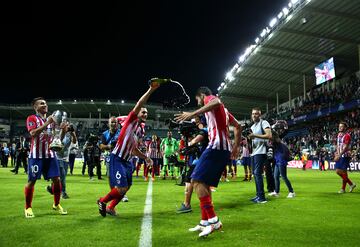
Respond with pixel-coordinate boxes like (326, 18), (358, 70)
(268, 131), (295, 198)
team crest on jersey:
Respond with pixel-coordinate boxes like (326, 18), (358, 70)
(28, 121), (35, 127)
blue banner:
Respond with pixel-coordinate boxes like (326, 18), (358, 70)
(288, 99), (360, 125)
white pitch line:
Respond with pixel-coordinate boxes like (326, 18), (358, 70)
(139, 179), (153, 247)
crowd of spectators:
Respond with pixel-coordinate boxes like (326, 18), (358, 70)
(285, 109), (360, 161)
(265, 74), (360, 120)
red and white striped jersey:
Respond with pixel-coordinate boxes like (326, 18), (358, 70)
(117, 116), (145, 140)
(148, 141), (160, 159)
(26, 114), (55, 159)
(337, 132), (351, 157)
(204, 95), (233, 151)
(112, 111), (140, 161)
(241, 138), (250, 157)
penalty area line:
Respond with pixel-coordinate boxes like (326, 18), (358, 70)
(139, 179), (153, 247)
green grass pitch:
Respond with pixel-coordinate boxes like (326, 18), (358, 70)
(1, 162), (360, 247)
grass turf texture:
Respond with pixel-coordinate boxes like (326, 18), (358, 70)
(1, 162), (360, 247)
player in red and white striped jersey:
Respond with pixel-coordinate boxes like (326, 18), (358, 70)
(175, 87), (241, 237)
(97, 83), (159, 217)
(334, 122), (356, 193)
(147, 135), (161, 181)
(24, 97), (67, 218)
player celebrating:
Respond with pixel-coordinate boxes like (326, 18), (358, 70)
(175, 87), (241, 237)
(24, 97), (67, 218)
(97, 83), (158, 217)
(334, 122), (356, 193)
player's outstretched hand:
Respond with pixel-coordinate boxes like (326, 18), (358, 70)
(174, 112), (194, 123)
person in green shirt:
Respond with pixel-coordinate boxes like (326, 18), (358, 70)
(160, 131), (179, 179)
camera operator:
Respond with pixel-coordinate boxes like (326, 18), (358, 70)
(248, 107), (272, 203)
(99, 117), (120, 178)
(84, 134), (102, 180)
(177, 116), (208, 214)
(46, 122), (77, 199)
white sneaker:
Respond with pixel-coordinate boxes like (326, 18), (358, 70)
(225, 178), (230, 182)
(338, 189), (345, 194)
(268, 191), (279, 197)
(287, 192), (296, 198)
(122, 195), (129, 202)
(349, 184), (356, 193)
(199, 220), (222, 237)
(189, 224), (207, 232)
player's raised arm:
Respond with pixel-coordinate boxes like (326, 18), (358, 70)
(174, 98), (221, 122)
(132, 83), (160, 115)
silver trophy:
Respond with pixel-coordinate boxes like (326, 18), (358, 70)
(49, 110), (67, 151)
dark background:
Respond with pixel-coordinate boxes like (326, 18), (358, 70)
(1, 0), (286, 105)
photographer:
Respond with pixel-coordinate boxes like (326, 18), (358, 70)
(248, 107), (272, 204)
(47, 121), (77, 199)
(177, 116), (208, 214)
(84, 134), (102, 180)
(99, 117), (120, 177)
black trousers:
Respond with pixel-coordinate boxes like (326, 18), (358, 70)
(14, 155), (27, 173)
(68, 153), (76, 174)
(88, 159), (102, 179)
(264, 160), (275, 193)
(1, 156), (9, 167)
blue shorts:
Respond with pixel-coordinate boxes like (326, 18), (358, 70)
(241, 157), (251, 166)
(191, 149), (230, 187)
(109, 153), (133, 188)
(335, 157), (350, 170)
(230, 159), (237, 166)
(28, 158), (60, 181)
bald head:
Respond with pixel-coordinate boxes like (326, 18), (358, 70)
(108, 116), (118, 132)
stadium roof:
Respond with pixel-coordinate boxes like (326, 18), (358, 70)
(218, 0), (360, 119)
(0, 99), (180, 121)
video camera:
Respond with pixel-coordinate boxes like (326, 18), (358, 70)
(180, 144), (201, 157)
(241, 123), (252, 137)
(67, 123), (75, 132)
(87, 133), (99, 145)
(165, 119), (199, 138)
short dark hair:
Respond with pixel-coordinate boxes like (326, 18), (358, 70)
(252, 107), (261, 113)
(31, 97), (45, 106)
(339, 121), (348, 128)
(196, 87), (212, 96)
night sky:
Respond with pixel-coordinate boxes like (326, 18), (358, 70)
(2, 0), (286, 105)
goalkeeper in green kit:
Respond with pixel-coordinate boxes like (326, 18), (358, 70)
(160, 131), (179, 180)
